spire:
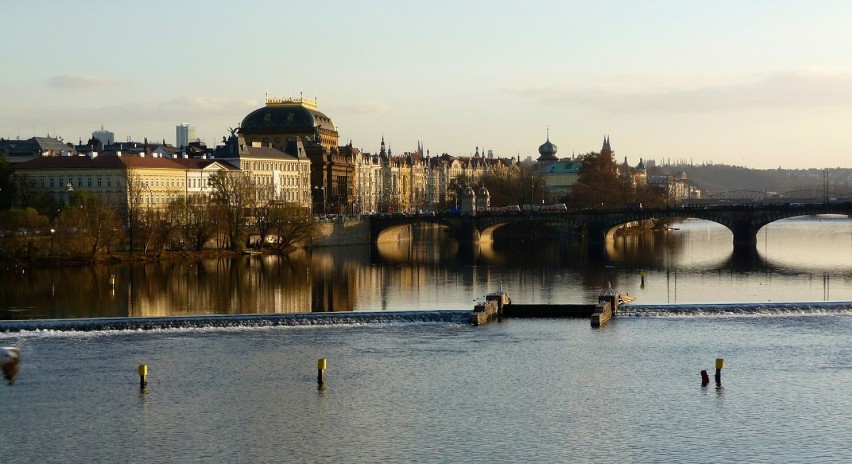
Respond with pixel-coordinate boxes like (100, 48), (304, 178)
(601, 135), (613, 157)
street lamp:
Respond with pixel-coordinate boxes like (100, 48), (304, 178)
(313, 186), (325, 215)
(50, 228), (55, 255)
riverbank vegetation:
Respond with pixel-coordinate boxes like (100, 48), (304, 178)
(0, 170), (316, 265)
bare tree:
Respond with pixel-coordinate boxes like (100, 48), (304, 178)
(268, 203), (315, 252)
(179, 194), (217, 251)
(124, 169), (146, 254)
(251, 185), (277, 249)
(58, 190), (122, 258)
(208, 171), (256, 251)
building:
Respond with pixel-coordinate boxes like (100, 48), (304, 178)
(214, 133), (312, 208)
(352, 147), (384, 214)
(176, 123), (195, 148)
(12, 152), (235, 212)
(536, 129), (559, 165)
(541, 156), (584, 199)
(92, 126), (115, 146)
(238, 96), (353, 214)
(0, 137), (76, 164)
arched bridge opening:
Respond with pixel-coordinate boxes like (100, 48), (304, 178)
(370, 203), (852, 250)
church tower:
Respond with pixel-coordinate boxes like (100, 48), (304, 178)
(601, 135), (613, 158)
(537, 127), (558, 164)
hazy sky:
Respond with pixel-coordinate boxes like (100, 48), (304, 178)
(3, 0), (852, 169)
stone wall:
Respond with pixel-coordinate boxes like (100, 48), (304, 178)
(308, 218), (371, 247)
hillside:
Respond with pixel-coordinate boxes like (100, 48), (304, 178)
(652, 163), (852, 196)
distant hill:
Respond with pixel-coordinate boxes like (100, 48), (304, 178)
(651, 163), (852, 196)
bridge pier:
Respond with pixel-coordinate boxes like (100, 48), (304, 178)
(585, 222), (609, 246)
(729, 220), (760, 248)
(454, 218), (481, 244)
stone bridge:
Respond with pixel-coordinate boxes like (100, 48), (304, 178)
(369, 202), (852, 248)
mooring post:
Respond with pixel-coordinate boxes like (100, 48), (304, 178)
(701, 369), (710, 386)
(138, 364), (148, 391)
(317, 358), (327, 386)
(715, 358), (724, 387)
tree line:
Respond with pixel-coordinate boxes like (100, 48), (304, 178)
(0, 169), (315, 262)
(0, 150), (665, 262)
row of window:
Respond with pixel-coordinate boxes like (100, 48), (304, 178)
(43, 177), (120, 189)
(251, 175), (307, 187)
(243, 161), (309, 172)
(39, 175), (222, 190)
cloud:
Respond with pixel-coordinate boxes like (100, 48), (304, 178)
(135, 96), (258, 116)
(327, 100), (391, 114)
(504, 68), (852, 113)
(46, 74), (126, 90)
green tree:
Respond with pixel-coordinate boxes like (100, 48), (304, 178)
(568, 152), (628, 209)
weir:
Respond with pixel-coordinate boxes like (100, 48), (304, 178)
(0, 292), (626, 333)
(470, 289), (622, 328)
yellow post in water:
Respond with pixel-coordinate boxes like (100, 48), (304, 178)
(138, 364), (148, 390)
(317, 358), (327, 386)
(714, 358), (724, 386)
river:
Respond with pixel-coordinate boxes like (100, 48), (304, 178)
(1, 217), (850, 462)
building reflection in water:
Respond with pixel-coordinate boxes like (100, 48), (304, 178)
(3, 219), (850, 320)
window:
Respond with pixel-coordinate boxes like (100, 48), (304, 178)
(87, 178), (92, 187)
(97, 177), (102, 187)
(50, 178), (55, 188)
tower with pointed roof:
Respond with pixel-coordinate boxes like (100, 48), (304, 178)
(537, 127), (558, 164)
(601, 135), (613, 158)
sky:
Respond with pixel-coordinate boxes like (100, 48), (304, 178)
(3, 0), (852, 169)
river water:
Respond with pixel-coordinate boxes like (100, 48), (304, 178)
(1, 217), (851, 462)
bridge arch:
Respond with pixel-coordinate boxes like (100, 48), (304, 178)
(375, 224), (413, 243)
(479, 223), (509, 243)
(369, 203), (852, 249)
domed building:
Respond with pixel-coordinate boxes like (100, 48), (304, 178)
(239, 96), (339, 152)
(537, 128), (558, 164)
(237, 96), (354, 214)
